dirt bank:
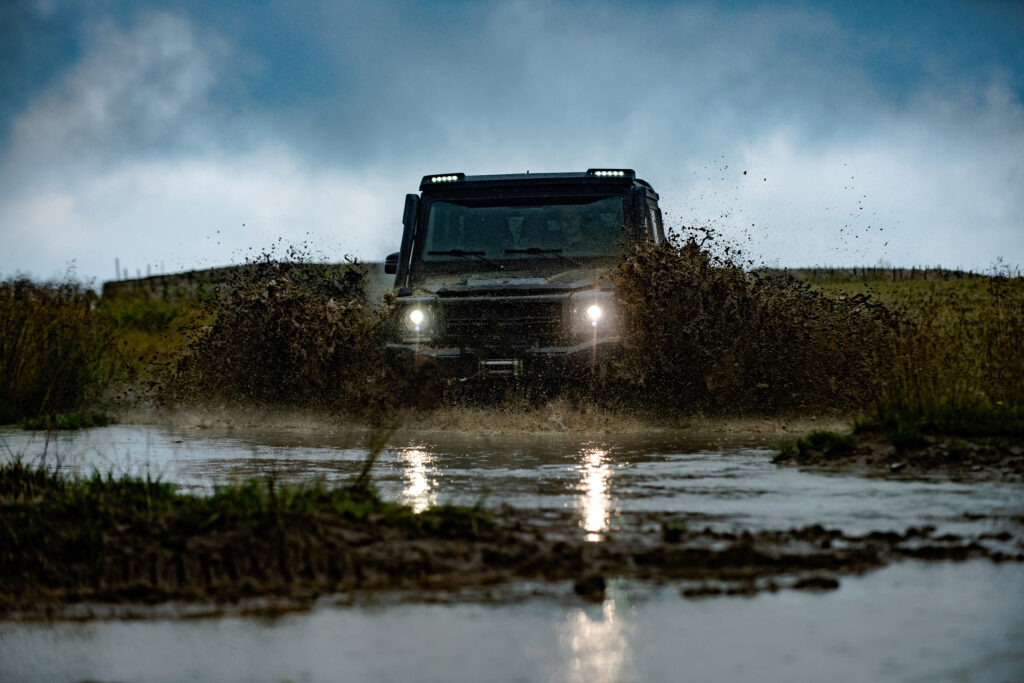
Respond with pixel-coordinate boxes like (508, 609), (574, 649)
(3, 500), (1019, 614)
(774, 430), (1024, 481)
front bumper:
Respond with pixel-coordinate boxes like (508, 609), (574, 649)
(386, 338), (621, 379)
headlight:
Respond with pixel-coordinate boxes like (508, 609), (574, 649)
(571, 291), (617, 338)
(408, 308), (425, 329)
(398, 299), (436, 341)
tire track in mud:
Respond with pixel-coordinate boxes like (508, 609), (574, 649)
(3, 505), (1020, 613)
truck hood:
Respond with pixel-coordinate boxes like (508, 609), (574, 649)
(411, 266), (612, 297)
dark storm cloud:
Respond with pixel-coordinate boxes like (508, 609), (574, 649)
(0, 0), (1022, 281)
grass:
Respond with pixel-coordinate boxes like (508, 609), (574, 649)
(0, 279), (117, 424)
(0, 458), (495, 595)
(833, 273), (1024, 438)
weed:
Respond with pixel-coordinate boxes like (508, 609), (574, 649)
(887, 422), (929, 452)
(0, 459), (495, 591)
(662, 517), (688, 542)
(0, 278), (117, 423)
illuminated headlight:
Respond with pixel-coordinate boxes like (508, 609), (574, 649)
(399, 301), (436, 340)
(406, 307), (430, 333)
(572, 292), (617, 338)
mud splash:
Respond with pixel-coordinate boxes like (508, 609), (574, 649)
(162, 259), (398, 415)
(611, 231), (896, 414)
(160, 234), (901, 419)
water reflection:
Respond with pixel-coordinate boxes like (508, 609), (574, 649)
(555, 597), (634, 683)
(578, 447), (612, 541)
(398, 447), (436, 513)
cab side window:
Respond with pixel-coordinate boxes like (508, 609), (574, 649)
(646, 203), (664, 244)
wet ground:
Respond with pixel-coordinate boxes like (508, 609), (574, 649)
(2, 423), (1023, 681)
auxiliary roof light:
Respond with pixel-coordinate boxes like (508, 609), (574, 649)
(428, 174), (462, 183)
(588, 169), (628, 177)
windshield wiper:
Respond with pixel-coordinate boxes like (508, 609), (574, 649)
(427, 249), (504, 270)
(504, 247), (581, 267)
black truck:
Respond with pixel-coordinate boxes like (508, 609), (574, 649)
(385, 169), (663, 379)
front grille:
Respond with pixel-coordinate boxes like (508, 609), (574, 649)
(439, 297), (565, 348)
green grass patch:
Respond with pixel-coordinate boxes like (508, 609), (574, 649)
(0, 460), (495, 582)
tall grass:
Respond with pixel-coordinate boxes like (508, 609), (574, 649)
(864, 270), (1024, 435)
(0, 278), (115, 423)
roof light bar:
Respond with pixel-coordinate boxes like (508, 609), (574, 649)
(426, 173), (464, 183)
(586, 168), (635, 178)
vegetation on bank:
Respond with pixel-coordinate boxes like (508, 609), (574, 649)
(0, 459), (495, 604)
(816, 270), (1024, 437)
(0, 279), (114, 425)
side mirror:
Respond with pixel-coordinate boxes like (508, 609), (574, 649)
(384, 252), (400, 275)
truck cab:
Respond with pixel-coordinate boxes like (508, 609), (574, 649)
(385, 169), (663, 378)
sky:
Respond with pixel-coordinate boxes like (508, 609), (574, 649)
(1, 0), (1022, 284)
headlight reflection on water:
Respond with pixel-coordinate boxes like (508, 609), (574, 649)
(578, 447), (612, 542)
(557, 598), (634, 683)
(398, 447), (436, 513)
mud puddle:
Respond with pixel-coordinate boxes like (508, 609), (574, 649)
(2, 424), (1022, 680)
(2, 561), (1022, 682)
(3, 424), (1021, 539)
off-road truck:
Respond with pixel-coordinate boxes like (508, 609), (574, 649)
(385, 169), (663, 379)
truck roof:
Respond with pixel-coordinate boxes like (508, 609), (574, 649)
(419, 169), (656, 197)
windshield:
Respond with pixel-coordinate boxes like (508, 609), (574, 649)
(421, 196), (625, 262)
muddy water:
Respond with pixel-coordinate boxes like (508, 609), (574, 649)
(2, 424), (1021, 538)
(2, 424), (1023, 682)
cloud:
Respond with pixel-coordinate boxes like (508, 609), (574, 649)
(0, 1), (1021, 282)
(665, 77), (1024, 268)
(6, 11), (225, 171)
(0, 145), (407, 282)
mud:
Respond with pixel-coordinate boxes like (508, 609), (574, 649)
(611, 233), (898, 414)
(3, 502), (1019, 616)
(774, 432), (1024, 481)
